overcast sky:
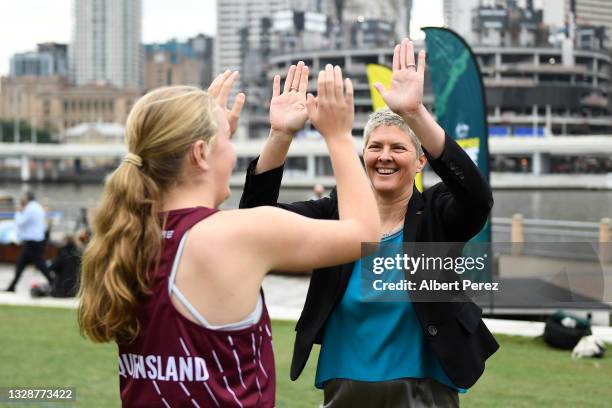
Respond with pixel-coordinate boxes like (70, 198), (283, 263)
(0, 0), (443, 76)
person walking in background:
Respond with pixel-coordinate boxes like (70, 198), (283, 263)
(4, 191), (53, 292)
(310, 183), (325, 200)
(240, 39), (498, 407)
(78, 65), (379, 407)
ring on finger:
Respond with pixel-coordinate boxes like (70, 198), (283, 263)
(406, 64), (416, 70)
(290, 87), (298, 91)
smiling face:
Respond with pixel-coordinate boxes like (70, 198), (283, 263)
(363, 125), (426, 197)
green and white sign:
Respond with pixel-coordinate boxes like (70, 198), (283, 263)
(423, 27), (491, 242)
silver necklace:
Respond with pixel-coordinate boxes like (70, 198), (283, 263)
(381, 221), (404, 239)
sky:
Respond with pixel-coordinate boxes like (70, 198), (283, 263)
(0, 0), (443, 76)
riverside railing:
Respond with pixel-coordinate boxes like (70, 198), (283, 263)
(492, 215), (611, 261)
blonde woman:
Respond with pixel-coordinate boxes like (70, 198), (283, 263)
(78, 67), (379, 407)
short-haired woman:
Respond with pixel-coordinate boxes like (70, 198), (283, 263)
(241, 39), (498, 407)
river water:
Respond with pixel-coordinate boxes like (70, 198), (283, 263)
(1, 181), (611, 222)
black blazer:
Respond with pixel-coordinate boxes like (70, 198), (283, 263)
(239, 134), (499, 389)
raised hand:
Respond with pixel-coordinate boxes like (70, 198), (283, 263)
(208, 70), (246, 136)
(270, 61), (310, 136)
(306, 64), (354, 139)
(374, 39), (426, 119)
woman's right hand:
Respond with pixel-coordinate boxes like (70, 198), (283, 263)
(307, 64), (354, 140)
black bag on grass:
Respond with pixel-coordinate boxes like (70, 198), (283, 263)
(543, 311), (591, 350)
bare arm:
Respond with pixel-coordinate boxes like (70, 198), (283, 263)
(307, 64), (380, 240)
(244, 65), (380, 272)
(230, 206), (376, 272)
(375, 39), (445, 158)
(255, 61), (310, 174)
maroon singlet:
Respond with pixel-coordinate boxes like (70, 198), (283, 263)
(118, 207), (275, 407)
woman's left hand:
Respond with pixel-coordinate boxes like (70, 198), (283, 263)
(208, 70), (246, 136)
(374, 39), (426, 119)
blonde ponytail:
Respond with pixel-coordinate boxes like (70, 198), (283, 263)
(78, 86), (218, 343)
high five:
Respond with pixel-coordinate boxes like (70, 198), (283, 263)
(78, 65), (379, 408)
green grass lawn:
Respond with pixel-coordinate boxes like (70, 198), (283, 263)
(0, 305), (611, 407)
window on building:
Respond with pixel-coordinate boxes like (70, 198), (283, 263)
(315, 156), (333, 176)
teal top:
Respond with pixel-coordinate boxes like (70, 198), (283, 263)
(315, 230), (467, 393)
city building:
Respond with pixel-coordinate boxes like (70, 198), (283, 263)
(271, 10), (329, 55)
(471, 1), (549, 47)
(144, 35), (214, 90)
(573, 0), (612, 48)
(49, 84), (140, 131)
(237, 42), (611, 173)
(189, 34), (215, 88)
(0, 75), (140, 135)
(541, 0), (570, 29)
(249, 46), (432, 144)
(443, 0), (479, 43)
(438, 0), (611, 136)
(226, 0), (609, 177)
(444, 0), (610, 49)
(70, 0), (143, 89)
(215, 0), (290, 76)
(325, 0), (411, 37)
(64, 122), (125, 144)
(0, 76), (68, 135)
(10, 43), (68, 77)
(313, 0), (411, 48)
(230, 42), (612, 178)
(475, 45), (610, 136)
(230, 0), (412, 141)
(215, 0), (408, 76)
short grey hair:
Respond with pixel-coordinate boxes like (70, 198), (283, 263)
(363, 108), (423, 156)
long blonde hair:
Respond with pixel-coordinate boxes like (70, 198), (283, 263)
(78, 86), (218, 344)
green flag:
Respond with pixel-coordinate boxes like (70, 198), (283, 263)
(423, 27), (491, 243)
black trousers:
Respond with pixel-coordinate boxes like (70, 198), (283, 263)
(6, 240), (52, 291)
(323, 378), (460, 408)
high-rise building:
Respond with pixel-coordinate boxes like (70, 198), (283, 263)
(189, 34), (215, 88)
(541, 0), (570, 29)
(215, 0), (410, 75)
(70, 0), (142, 89)
(325, 0), (396, 23)
(324, 0), (411, 37)
(144, 34), (214, 90)
(10, 43), (68, 77)
(445, 0), (611, 48)
(215, 0), (291, 76)
(443, 0), (480, 43)
(573, 0), (612, 48)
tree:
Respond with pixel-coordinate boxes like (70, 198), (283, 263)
(0, 120), (56, 143)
